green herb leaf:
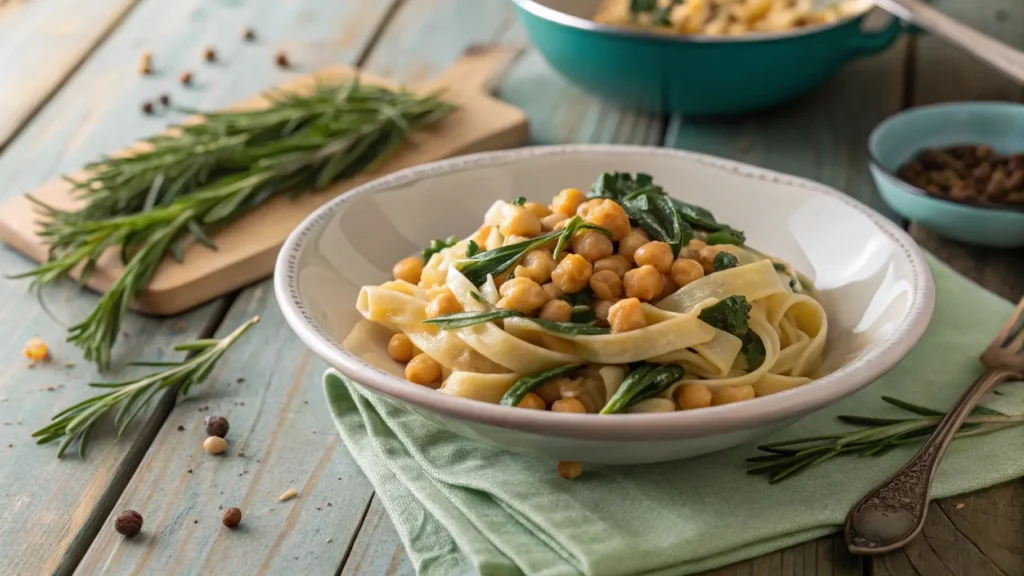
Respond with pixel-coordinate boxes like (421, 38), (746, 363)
(704, 229), (745, 246)
(422, 309), (522, 329)
(529, 317), (611, 336)
(742, 333), (766, 370)
(512, 196), (526, 207)
(697, 295), (751, 337)
(500, 364), (585, 407)
(600, 363), (685, 414)
(567, 291), (596, 324)
(713, 252), (739, 272)
(772, 262), (787, 272)
(423, 235), (458, 261)
(589, 172), (698, 257)
(465, 240), (480, 258)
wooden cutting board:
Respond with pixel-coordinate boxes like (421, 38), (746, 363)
(0, 44), (529, 316)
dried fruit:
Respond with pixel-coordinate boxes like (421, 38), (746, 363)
(222, 507), (242, 528)
(897, 144), (1024, 206)
(203, 436), (228, 454)
(278, 488), (297, 502)
(204, 415), (229, 438)
(141, 101), (155, 115)
(22, 338), (50, 365)
(114, 510), (143, 537)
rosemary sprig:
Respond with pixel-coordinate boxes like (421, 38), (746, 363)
(746, 396), (1024, 483)
(31, 316), (259, 458)
(11, 80), (455, 369)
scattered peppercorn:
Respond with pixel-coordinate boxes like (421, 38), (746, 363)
(179, 71), (193, 86)
(222, 507), (242, 528)
(176, 425), (185, 432)
(203, 436), (228, 454)
(141, 101), (155, 115)
(114, 510), (143, 537)
(158, 93), (170, 106)
(203, 47), (217, 63)
(897, 144), (1024, 205)
(274, 51), (290, 68)
(204, 415), (230, 438)
(243, 27), (257, 41)
(138, 51), (153, 75)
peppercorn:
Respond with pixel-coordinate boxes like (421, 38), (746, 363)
(222, 507), (242, 528)
(274, 51), (289, 68)
(158, 93), (170, 106)
(114, 510), (143, 537)
(179, 71), (193, 86)
(203, 47), (217, 63)
(204, 415), (229, 438)
(203, 436), (228, 454)
(141, 101), (155, 115)
(243, 27), (256, 41)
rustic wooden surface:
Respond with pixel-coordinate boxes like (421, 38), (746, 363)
(0, 0), (1021, 574)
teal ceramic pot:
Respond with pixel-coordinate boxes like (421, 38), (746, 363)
(868, 102), (1024, 249)
(510, 0), (902, 116)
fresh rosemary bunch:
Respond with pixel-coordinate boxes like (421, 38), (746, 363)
(32, 316), (259, 458)
(746, 396), (1024, 483)
(12, 80), (455, 369)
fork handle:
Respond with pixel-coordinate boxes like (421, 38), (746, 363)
(844, 367), (1021, 555)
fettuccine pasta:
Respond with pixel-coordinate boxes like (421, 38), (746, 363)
(353, 172), (827, 415)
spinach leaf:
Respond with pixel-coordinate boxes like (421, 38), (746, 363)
(422, 235), (458, 261)
(422, 309), (522, 329)
(743, 333), (766, 370)
(465, 240), (480, 258)
(589, 172), (690, 257)
(772, 262), (787, 272)
(500, 364), (585, 407)
(713, 252), (739, 272)
(697, 295), (751, 337)
(512, 196), (526, 207)
(566, 291), (596, 324)
(600, 363), (686, 414)
(704, 228), (745, 246)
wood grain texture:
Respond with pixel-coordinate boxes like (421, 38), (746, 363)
(869, 1), (1024, 573)
(0, 0), (142, 151)
(66, 0), (399, 574)
(703, 535), (861, 576)
(341, 497), (416, 576)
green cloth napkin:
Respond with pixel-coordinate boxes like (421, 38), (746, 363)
(326, 256), (1024, 576)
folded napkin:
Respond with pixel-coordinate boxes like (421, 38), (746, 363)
(326, 256), (1024, 576)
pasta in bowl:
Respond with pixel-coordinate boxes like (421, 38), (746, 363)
(275, 145), (934, 464)
(356, 173), (827, 416)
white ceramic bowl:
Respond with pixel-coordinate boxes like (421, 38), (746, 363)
(275, 145), (935, 464)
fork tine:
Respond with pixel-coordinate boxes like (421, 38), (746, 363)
(998, 298), (1024, 352)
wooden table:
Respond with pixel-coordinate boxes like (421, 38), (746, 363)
(0, 1), (1021, 574)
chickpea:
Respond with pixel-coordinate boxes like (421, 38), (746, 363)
(678, 384), (712, 410)
(589, 270), (623, 300)
(523, 201), (551, 220)
(470, 226), (492, 246)
(608, 298), (646, 333)
(514, 250), (556, 284)
(539, 212), (568, 232)
(556, 461), (583, 479)
(571, 230), (614, 262)
(497, 277), (547, 314)
(538, 299), (572, 322)
(552, 398), (587, 413)
(551, 254), (593, 294)
(593, 299), (616, 323)
(679, 238), (707, 260)
(387, 333), (415, 362)
(671, 257), (705, 288)
(504, 234), (530, 247)
(517, 392), (546, 410)
(633, 241), (673, 274)
(541, 282), (562, 303)
(405, 353), (442, 386)
(499, 205), (542, 238)
(623, 265), (664, 301)
(618, 228), (650, 262)
(551, 187), (586, 217)
(658, 274), (679, 301)
(711, 385), (756, 406)
(392, 256), (423, 284)
(697, 246), (723, 275)
(425, 289), (462, 318)
(536, 377), (569, 405)
(576, 199), (630, 240)
(594, 255), (630, 278)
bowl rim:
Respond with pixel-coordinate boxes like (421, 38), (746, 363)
(274, 144), (936, 441)
(867, 100), (1024, 215)
(509, 0), (871, 44)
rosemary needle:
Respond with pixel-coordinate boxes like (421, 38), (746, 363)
(31, 316), (259, 458)
(11, 80), (455, 369)
(746, 396), (1024, 483)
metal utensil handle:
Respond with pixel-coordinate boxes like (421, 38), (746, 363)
(874, 0), (1024, 85)
(844, 367), (1020, 556)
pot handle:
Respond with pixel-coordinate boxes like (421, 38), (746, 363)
(847, 16), (903, 58)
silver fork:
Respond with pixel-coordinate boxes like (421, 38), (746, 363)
(844, 296), (1024, 555)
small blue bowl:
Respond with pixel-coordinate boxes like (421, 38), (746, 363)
(868, 102), (1024, 248)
